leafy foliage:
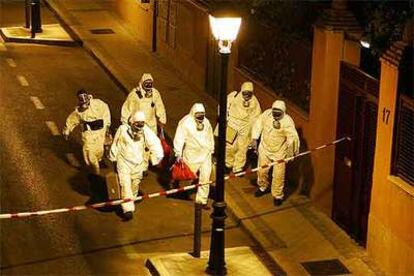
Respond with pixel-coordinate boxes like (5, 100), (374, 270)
(238, 0), (329, 112)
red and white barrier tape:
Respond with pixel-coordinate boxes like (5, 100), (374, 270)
(0, 137), (350, 219)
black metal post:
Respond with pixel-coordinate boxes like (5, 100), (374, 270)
(30, 0), (42, 38)
(206, 51), (229, 275)
(192, 203), (202, 258)
(25, 0), (30, 28)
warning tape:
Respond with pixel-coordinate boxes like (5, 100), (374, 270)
(225, 136), (351, 179)
(0, 137), (350, 219)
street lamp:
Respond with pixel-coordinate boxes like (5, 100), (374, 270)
(206, 13), (241, 276)
(360, 33), (371, 48)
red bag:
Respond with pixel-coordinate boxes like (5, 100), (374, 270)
(159, 128), (171, 156)
(158, 129), (171, 169)
(171, 160), (196, 181)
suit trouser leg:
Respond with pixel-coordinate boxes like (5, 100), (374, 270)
(225, 142), (235, 169)
(271, 162), (286, 199)
(131, 168), (143, 197)
(195, 159), (211, 205)
(118, 172), (135, 213)
(257, 154), (271, 191)
(233, 133), (250, 172)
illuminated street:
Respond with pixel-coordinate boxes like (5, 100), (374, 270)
(1, 0), (412, 275)
(0, 28), (254, 275)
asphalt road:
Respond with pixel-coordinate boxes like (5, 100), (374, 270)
(0, 5), (255, 274)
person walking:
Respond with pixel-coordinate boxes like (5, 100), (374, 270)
(251, 100), (299, 206)
(173, 103), (214, 209)
(63, 89), (111, 175)
(109, 111), (163, 221)
(224, 81), (261, 173)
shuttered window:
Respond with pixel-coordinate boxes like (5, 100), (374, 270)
(393, 95), (414, 185)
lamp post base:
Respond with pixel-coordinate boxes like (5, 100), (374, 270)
(206, 201), (227, 275)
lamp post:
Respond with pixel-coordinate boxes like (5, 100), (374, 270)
(206, 14), (241, 275)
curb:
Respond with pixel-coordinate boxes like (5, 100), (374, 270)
(0, 28), (79, 47)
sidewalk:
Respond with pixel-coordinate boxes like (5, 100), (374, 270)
(43, 1), (383, 275)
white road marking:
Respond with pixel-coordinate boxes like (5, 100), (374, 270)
(17, 75), (29, 86)
(0, 44), (6, 52)
(66, 153), (81, 168)
(6, 58), (16, 67)
(45, 121), (61, 136)
(30, 96), (45, 110)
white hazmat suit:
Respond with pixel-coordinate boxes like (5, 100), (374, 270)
(109, 112), (163, 214)
(174, 103), (214, 205)
(63, 97), (111, 175)
(225, 82), (261, 173)
(251, 100), (299, 200)
(121, 73), (167, 133)
(121, 73), (166, 172)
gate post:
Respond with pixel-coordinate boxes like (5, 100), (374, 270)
(192, 203), (202, 258)
(30, 0), (42, 38)
(307, 2), (362, 212)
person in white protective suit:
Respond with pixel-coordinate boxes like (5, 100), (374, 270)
(173, 103), (214, 208)
(63, 89), (111, 175)
(224, 81), (261, 173)
(109, 111), (163, 221)
(250, 100), (300, 206)
(121, 73), (166, 173)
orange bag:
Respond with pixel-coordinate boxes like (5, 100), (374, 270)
(171, 160), (196, 181)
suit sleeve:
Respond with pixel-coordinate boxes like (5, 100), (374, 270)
(251, 112), (265, 140)
(102, 101), (111, 130)
(154, 90), (167, 125)
(62, 110), (80, 136)
(250, 97), (262, 127)
(207, 121), (215, 154)
(285, 116), (300, 156)
(173, 119), (186, 158)
(109, 127), (122, 162)
(144, 127), (164, 165)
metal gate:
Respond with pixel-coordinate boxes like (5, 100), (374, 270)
(332, 62), (379, 246)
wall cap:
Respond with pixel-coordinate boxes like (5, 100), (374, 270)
(387, 175), (414, 197)
(315, 7), (362, 35)
(380, 40), (410, 69)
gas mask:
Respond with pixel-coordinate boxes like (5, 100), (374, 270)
(77, 93), (91, 112)
(194, 112), (205, 131)
(272, 108), (284, 129)
(142, 80), (153, 98)
(130, 121), (145, 140)
(242, 90), (253, 107)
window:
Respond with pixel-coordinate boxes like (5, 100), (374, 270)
(393, 95), (414, 185)
(392, 45), (414, 185)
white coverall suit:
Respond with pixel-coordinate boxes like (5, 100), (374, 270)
(109, 124), (163, 213)
(174, 104), (214, 205)
(63, 98), (111, 175)
(251, 100), (299, 199)
(121, 73), (166, 171)
(225, 83), (261, 172)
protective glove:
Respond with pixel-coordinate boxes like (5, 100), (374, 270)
(158, 122), (166, 131)
(249, 139), (258, 152)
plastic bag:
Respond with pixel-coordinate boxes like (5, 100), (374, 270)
(159, 128), (171, 156)
(158, 128), (171, 169)
(170, 159), (196, 181)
